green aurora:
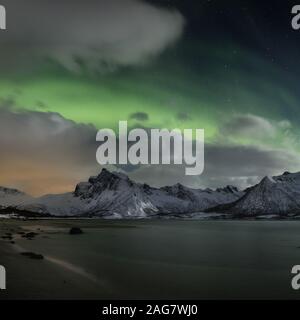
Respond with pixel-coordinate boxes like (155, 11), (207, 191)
(1, 0), (300, 195)
(0, 42), (298, 150)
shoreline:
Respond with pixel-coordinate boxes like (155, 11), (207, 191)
(0, 220), (119, 299)
(2, 215), (300, 221)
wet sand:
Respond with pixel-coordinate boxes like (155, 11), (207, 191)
(0, 219), (131, 299)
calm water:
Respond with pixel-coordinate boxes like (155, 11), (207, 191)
(2, 220), (300, 299)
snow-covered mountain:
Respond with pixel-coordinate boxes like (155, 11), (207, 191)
(0, 169), (243, 218)
(0, 187), (33, 208)
(160, 183), (242, 214)
(6, 169), (300, 218)
(208, 172), (300, 216)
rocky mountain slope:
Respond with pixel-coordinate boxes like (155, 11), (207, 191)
(3, 170), (300, 218)
(208, 172), (300, 216)
(0, 169), (243, 218)
(0, 187), (33, 209)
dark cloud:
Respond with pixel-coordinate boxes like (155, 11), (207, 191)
(35, 101), (48, 110)
(115, 120), (300, 189)
(0, 106), (100, 195)
(0, 105), (298, 194)
(177, 112), (190, 121)
(128, 143), (300, 190)
(220, 114), (276, 138)
(0, 0), (185, 73)
(130, 112), (149, 121)
(202, 143), (299, 189)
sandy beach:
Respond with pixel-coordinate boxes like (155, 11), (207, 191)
(0, 219), (130, 299)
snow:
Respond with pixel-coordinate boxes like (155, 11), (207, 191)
(7, 169), (300, 218)
(220, 172), (300, 216)
(0, 169), (244, 218)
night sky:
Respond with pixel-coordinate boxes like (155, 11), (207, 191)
(0, 0), (300, 195)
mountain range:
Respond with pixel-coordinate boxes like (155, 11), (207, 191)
(1, 169), (300, 219)
(208, 171), (300, 217)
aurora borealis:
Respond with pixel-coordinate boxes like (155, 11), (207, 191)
(1, 0), (300, 195)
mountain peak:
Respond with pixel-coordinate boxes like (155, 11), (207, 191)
(260, 176), (276, 185)
(211, 172), (300, 216)
(216, 185), (239, 194)
(0, 169), (244, 218)
(74, 168), (134, 199)
(0, 186), (25, 196)
(94, 168), (129, 182)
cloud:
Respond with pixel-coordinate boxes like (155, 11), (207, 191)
(0, 105), (100, 195)
(217, 113), (298, 152)
(176, 112), (190, 121)
(128, 143), (300, 190)
(202, 143), (300, 189)
(1, 0), (185, 73)
(220, 114), (276, 139)
(1, 105), (299, 194)
(121, 115), (300, 190)
(130, 112), (149, 121)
